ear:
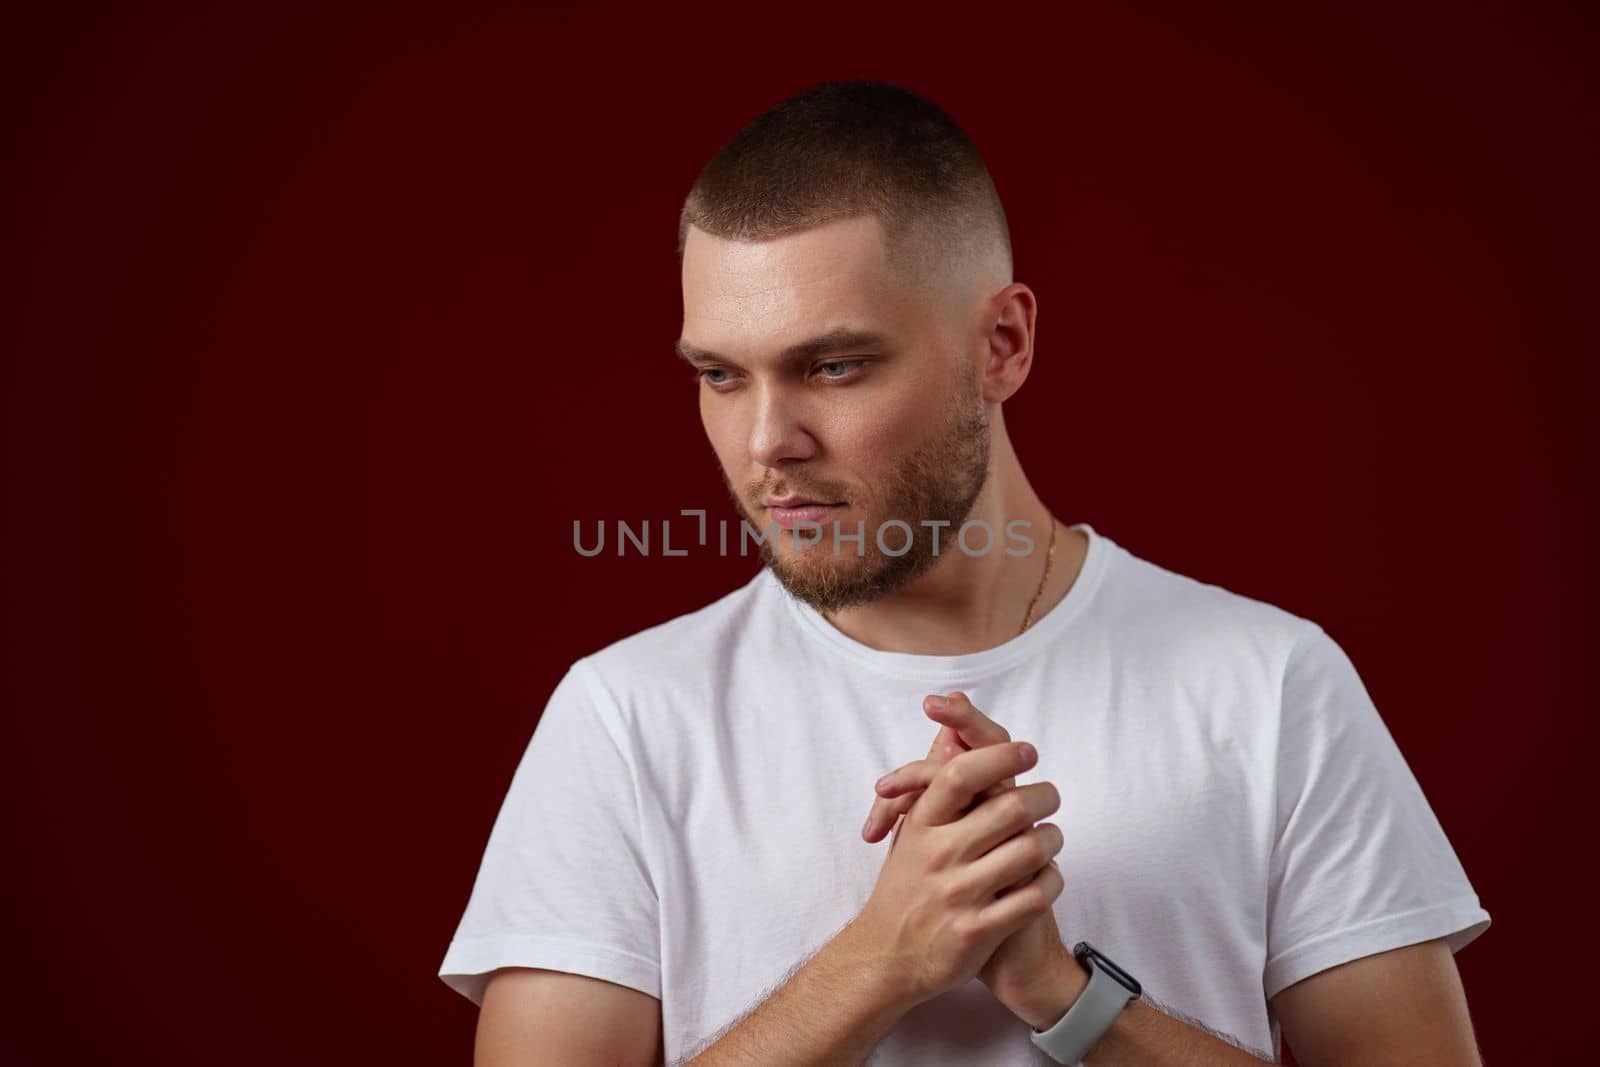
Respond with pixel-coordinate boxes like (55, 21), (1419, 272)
(979, 282), (1038, 404)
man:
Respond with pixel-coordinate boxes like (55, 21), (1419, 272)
(438, 81), (1490, 1065)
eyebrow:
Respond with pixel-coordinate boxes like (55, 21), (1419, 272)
(675, 326), (891, 366)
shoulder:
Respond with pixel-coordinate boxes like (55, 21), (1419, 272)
(571, 566), (778, 707)
(1095, 534), (1325, 681)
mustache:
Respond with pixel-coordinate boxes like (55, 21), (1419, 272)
(745, 476), (852, 504)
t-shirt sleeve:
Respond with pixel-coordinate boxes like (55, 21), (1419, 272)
(437, 656), (661, 1006)
(1262, 625), (1490, 1000)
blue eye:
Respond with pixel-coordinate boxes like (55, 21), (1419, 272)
(816, 359), (866, 380)
(696, 360), (867, 390)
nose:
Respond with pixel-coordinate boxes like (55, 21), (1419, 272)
(747, 382), (818, 468)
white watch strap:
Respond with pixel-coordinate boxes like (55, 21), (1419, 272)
(1028, 957), (1137, 1064)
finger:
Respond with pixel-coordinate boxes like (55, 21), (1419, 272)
(976, 773), (1015, 803)
(863, 783), (921, 843)
(911, 741), (1038, 827)
(997, 868), (1033, 896)
(872, 732), (989, 805)
(868, 700), (1017, 842)
(997, 849), (1057, 895)
(864, 783), (934, 842)
(874, 758), (944, 799)
(864, 727), (999, 843)
(865, 747), (981, 842)
(996, 856), (1060, 897)
(924, 722), (964, 761)
(870, 764), (1030, 844)
(959, 822), (1063, 902)
(955, 780), (1062, 860)
(927, 692), (1014, 799)
(889, 811), (910, 852)
(973, 860), (1064, 939)
(923, 691), (1011, 750)
(864, 757), (943, 842)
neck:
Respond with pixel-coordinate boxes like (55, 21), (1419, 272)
(818, 420), (1088, 656)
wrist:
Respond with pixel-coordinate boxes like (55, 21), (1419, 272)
(1012, 945), (1090, 1032)
(828, 917), (929, 1019)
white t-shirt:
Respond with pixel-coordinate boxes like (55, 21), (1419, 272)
(438, 524), (1490, 1064)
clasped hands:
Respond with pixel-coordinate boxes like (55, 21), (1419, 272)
(853, 692), (1088, 1031)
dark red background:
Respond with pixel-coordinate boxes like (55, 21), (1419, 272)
(5, 3), (1593, 1063)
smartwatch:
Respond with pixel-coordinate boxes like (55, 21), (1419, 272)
(1028, 941), (1141, 1065)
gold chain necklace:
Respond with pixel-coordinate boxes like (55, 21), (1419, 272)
(1018, 515), (1058, 634)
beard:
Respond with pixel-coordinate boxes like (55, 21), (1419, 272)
(720, 364), (991, 614)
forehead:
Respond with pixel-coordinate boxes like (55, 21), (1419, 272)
(681, 215), (924, 355)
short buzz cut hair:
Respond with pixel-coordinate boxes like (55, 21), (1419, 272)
(677, 80), (1013, 290)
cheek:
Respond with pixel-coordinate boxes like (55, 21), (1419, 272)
(838, 394), (930, 464)
(700, 402), (746, 473)
(816, 409), (923, 503)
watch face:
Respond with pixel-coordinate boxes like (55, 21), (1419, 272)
(1073, 940), (1142, 997)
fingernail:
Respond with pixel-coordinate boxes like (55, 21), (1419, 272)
(926, 694), (949, 710)
(1018, 742), (1036, 763)
(862, 814), (875, 838)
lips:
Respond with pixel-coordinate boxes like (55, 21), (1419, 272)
(764, 498), (847, 531)
(763, 496), (841, 508)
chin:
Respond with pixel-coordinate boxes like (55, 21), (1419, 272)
(764, 537), (941, 614)
(768, 545), (872, 582)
